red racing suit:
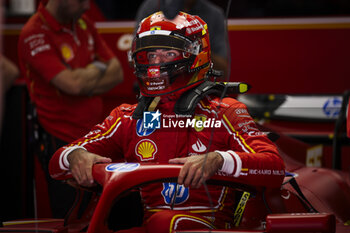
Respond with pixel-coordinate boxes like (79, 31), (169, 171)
(49, 94), (285, 229)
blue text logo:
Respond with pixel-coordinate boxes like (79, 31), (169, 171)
(105, 163), (140, 172)
(161, 182), (189, 205)
(136, 119), (156, 136)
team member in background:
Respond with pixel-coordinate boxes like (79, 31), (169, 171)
(17, 0), (123, 218)
(49, 12), (285, 232)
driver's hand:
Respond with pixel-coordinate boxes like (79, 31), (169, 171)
(168, 152), (223, 189)
(68, 148), (112, 187)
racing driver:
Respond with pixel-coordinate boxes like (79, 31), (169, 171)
(49, 11), (285, 232)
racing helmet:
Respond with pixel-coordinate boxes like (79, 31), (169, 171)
(131, 11), (212, 97)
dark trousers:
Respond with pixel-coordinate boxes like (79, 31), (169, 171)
(35, 126), (76, 219)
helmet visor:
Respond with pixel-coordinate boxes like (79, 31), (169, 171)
(132, 33), (200, 59)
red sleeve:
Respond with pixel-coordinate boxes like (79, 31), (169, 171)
(217, 98), (285, 188)
(83, 16), (115, 62)
(49, 106), (125, 180)
(18, 27), (67, 82)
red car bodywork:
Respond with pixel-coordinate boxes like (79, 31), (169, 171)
(1, 134), (350, 232)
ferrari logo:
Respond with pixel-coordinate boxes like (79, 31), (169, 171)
(78, 18), (87, 30)
(150, 26), (161, 31)
(147, 67), (160, 78)
(194, 115), (207, 132)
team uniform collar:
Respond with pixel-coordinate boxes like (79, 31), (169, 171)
(38, 5), (74, 32)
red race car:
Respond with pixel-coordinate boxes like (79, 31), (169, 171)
(1, 133), (350, 233)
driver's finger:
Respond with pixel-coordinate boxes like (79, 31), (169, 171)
(191, 168), (203, 188)
(84, 165), (94, 185)
(71, 165), (83, 184)
(183, 164), (197, 187)
(178, 162), (190, 185)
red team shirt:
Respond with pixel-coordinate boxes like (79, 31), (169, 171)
(18, 5), (115, 142)
(49, 95), (285, 228)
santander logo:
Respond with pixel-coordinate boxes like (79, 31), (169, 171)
(192, 139), (206, 153)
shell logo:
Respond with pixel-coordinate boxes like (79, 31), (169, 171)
(135, 139), (157, 161)
(60, 44), (74, 62)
